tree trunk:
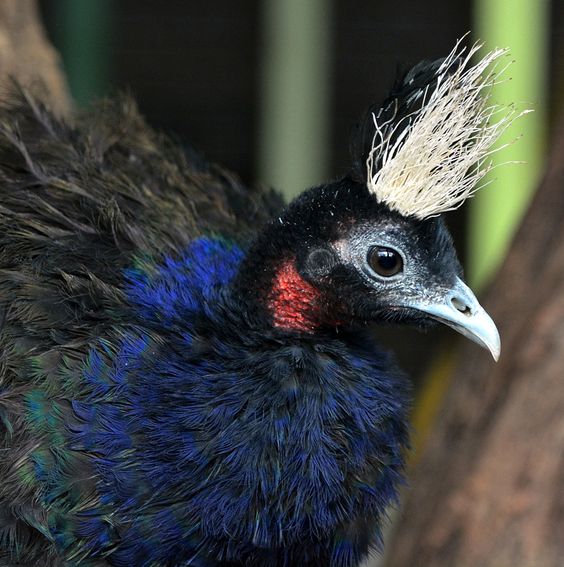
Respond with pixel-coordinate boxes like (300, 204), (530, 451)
(0, 0), (71, 114)
(384, 121), (564, 567)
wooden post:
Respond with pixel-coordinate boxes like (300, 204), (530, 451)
(0, 0), (71, 114)
(384, 120), (564, 567)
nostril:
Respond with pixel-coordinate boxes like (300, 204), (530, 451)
(451, 296), (472, 315)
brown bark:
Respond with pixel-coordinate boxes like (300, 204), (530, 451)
(0, 0), (71, 114)
(384, 122), (564, 567)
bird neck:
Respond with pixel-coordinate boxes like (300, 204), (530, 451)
(267, 258), (342, 332)
(233, 243), (342, 334)
(67, 237), (411, 565)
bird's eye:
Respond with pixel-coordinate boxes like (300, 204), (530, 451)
(368, 246), (403, 277)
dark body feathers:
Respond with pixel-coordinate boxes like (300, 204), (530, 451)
(0, 94), (409, 566)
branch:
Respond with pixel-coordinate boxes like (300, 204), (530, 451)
(0, 0), (71, 115)
(384, 118), (564, 567)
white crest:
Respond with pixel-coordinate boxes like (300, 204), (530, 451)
(366, 40), (529, 219)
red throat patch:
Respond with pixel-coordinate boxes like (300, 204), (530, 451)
(268, 260), (337, 332)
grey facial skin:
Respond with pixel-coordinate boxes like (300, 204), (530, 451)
(333, 220), (500, 361)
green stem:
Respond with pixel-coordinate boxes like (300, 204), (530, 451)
(470, 0), (548, 289)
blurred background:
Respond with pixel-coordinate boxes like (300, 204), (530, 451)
(32, 2), (562, 564)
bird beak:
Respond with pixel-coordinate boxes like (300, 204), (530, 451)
(410, 277), (500, 361)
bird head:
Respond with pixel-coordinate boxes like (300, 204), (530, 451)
(240, 42), (522, 361)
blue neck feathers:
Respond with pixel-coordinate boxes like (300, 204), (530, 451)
(66, 237), (410, 566)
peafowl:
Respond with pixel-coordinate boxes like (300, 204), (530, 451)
(0, 42), (513, 566)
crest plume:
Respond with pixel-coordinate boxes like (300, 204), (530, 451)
(366, 40), (528, 219)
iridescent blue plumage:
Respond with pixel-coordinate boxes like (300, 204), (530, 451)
(54, 237), (409, 566)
